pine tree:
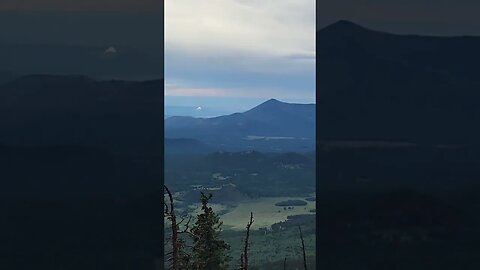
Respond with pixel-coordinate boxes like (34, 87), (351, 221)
(190, 193), (230, 270)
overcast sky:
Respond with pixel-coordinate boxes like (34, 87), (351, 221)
(0, 1), (162, 55)
(165, 0), (316, 113)
(4, 0), (480, 114)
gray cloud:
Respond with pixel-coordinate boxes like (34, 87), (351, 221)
(165, 0), (315, 104)
(166, 0), (315, 72)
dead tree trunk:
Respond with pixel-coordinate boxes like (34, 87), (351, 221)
(240, 212), (254, 270)
(164, 185), (179, 270)
(299, 226), (307, 270)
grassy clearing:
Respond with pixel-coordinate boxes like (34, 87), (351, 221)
(177, 196), (315, 230)
(220, 197), (315, 230)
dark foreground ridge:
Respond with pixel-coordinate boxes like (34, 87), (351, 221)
(317, 21), (480, 270)
(0, 75), (163, 269)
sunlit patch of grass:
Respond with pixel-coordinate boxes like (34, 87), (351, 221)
(219, 197), (315, 230)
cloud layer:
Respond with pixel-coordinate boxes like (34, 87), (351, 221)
(165, 0), (315, 106)
(166, 0), (314, 59)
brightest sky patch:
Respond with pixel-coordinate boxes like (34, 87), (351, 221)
(165, 0), (315, 113)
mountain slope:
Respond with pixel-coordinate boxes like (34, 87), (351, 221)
(317, 20), (480, 145)
(165, 99), (315, 151)
(165, 138), (212, 155)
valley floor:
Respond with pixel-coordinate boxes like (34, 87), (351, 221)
(190, 196), (315, 230)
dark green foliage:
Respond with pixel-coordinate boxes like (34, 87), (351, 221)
(275, 200), (308, 207)
(164, 151), (315, 198)
(190, 193), (231, 270)
(174, 236), (190, 269)
(271, 215), (316, 233)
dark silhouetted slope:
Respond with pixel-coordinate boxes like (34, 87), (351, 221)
(0, 75), (163, 269)
(0, 75), (163, 155)
(317, 20), (480, 145)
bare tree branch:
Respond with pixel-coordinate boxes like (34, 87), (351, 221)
(178, 230), (198, 239)
(164, 185), (179, 270)
(164, 185), (175, 216)
(164, 202), (170, 216)
(180, 216), (193, 232)
(240, 212), (254, 270)
(299, 226), (307, 270)
(177, 216), (186, 225)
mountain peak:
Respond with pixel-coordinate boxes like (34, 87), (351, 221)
(264, 98), (283, 104)
(319, 20), (369, 34)
(249, 98), (286, 111)
(244, 99), (315, 117)
(333, 20), (359, 26)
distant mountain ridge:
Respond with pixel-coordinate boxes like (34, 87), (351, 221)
(0, 74), (163, 155)
(317, 20), (480, 145)
(165, 99), (315, 152)
(0, 74), (161, 112)
(165, 105), (232, 118)
(0, 43), (162, 80)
